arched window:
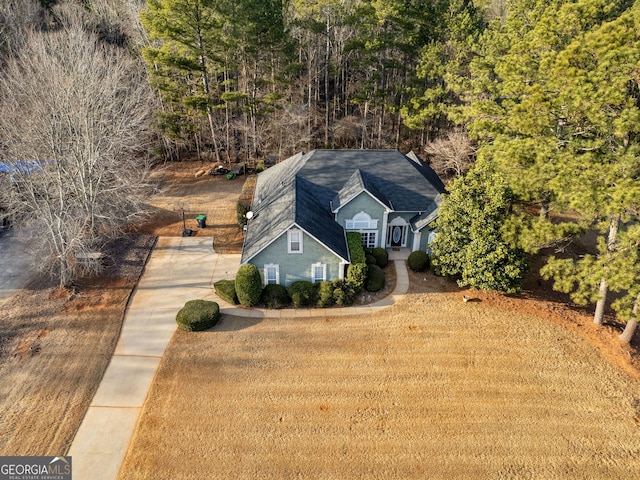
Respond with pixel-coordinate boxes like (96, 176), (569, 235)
(345, 211), (378, 230)
(345, 211), (379, 249)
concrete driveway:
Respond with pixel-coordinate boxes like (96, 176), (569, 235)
(68, 236), (241, 480)
(0, 230), (36, 305)
(67, 238), (409, 480)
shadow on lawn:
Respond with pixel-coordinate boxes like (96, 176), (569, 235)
(212, 314), (263, 332)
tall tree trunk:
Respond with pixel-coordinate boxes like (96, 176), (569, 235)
(195, 18), (220, 162)
(594, 215), (620, 325)
(540, 194), (550, 219)
(324, 11), (331, 147)
(620, 293), (639, 344)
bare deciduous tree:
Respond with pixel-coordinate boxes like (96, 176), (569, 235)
(0, 20), (156, 287)
(0, 0), (44, 61)
(423, 130), (475, 178)
(53, 0), (147, 48)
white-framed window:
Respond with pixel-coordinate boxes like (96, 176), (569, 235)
(264, 264), (279, 285)
(345, 211), (378, 230)
(360, 231), (377, 249)
(312, 262), (326, 283)
(288, 228), (303, 254)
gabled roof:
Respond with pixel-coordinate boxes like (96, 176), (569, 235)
(331, 169), (393, 212)
(295, 176), (350, 260)
(241, 165), (349, 263)
(241, 150), (445, 264)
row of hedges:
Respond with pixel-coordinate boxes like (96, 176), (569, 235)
(213, 262), (387, 310)
(186, 249), (430, 329)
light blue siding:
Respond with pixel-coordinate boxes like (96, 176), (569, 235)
(336, 192), (386, 248)
(419, 227), (435, 252)
(249, 227), (345, 287)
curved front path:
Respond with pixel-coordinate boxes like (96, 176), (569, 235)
(68, 237), (409, 480)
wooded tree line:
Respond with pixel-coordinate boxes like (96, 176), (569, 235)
(139, 0), (486, 163)
(0, 0), (637, 343)
(431, 0), (640, 342)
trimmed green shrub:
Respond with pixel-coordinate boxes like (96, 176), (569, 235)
(365, 253), (377, 265)
(331, 279), (354, 306)
(289, 280), (316, 308)
(237, 201), (250, 228)
(333, 287), (348, 306)
(288, 280), (316, 307)
(315, 281), (334, 308)
(346, 262), (368, 293)
(213, 279), (238, 305)
(261, 283), (290, 309)
(346, 232), (366, 264)
(372, 247), (389, 268)
(366, 264), (385, 292)
(408, 250), (429, 271)
(236, 264), (263, 306)
(176, 300), (220, 331)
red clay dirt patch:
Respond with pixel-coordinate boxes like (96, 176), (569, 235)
(135, 161), (248, 254)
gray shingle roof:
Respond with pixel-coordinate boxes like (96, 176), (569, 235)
(331, 169), (393, 211)
(241, 150), (444, 263)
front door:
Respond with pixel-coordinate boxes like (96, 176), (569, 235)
(391, 225), (402, 247)
(388, 225), (406, 247)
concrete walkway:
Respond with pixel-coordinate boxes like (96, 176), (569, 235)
(68, 238), (410, 480)
(68, 237), (240, 480)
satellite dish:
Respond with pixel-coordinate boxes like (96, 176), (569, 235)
(246, 211), (254, 220)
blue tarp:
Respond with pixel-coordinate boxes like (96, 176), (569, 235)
(0, 160), (46, 175)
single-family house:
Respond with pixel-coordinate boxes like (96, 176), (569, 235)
(241, 149), (445, 286)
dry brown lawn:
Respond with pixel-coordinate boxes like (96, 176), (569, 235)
(0, 162), (245, 456)
(0, 234), (155, 455)
(119, 272), (640, 479)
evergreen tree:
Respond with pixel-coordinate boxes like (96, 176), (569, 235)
(141, 0), (224, 154)
(538, 3), (640, 325)
(402, 0), (485, 132)
(431, 164), (527, 293)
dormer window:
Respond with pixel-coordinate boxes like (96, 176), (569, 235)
(288, 228), (303, 253)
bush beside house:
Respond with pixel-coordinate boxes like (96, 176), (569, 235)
(346, 232), (365, 264)
(408, 250), (429, 271)
(236, 264), (263, 306)
(315, 281), (334, 307)
(213, 279), (239, 304)
(237, 201), (250, 228)
(366, 264), (385, 292)
(261, 284), (290, 309)
(332, 279), (354, 306)
(372, 247), (388, 268)
(288, 281), (316, 307)
(346, 262), (368, 293)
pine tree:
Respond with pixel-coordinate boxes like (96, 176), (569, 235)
(141, 0), (225, 156)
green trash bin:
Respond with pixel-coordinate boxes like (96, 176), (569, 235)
(196, 214), (207, 228)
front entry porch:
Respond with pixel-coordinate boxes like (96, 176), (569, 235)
(387, 247), (411, 261)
